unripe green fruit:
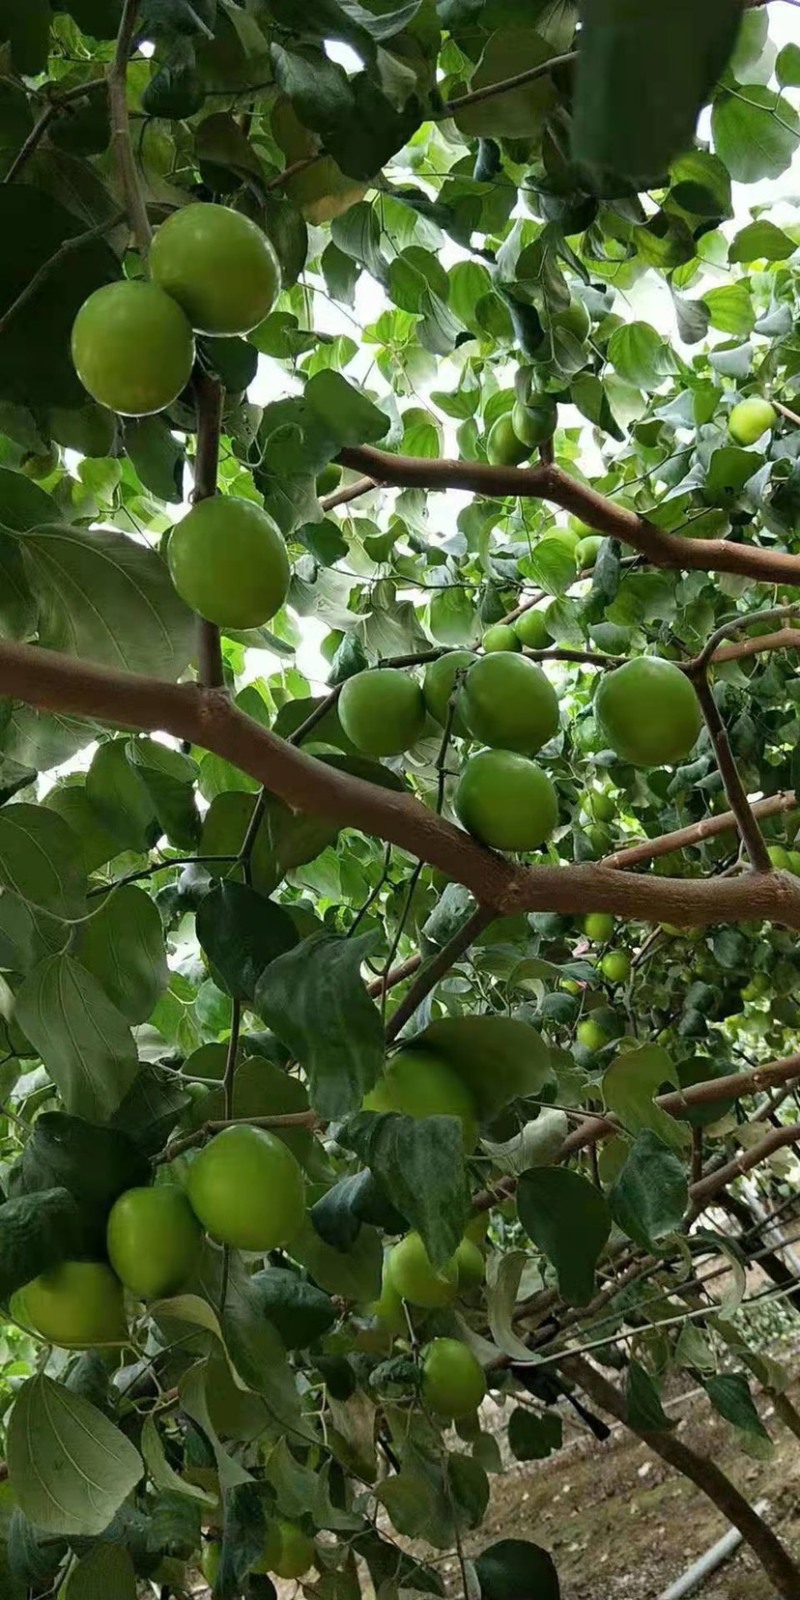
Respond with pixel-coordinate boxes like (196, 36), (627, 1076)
(387, 1232), (458, 1308)
(150, 203), (281, 336)
(595, 657), (702, 767)
(72, 280), (195, 417)
(588, 789), (615, 823)
(338, 668), (426, 757)
(422, 650), (476, 737)
(454, 1236), (485, 1291)
(363, 1048), (478, 1148)
(462, 652), (559, 754)
(788, 850), (800, 875)
(421, 1337), (486, 1418)
(768, 845), (791, 870)
(187, 1124), (305, 1251)
(576, 535), (603, 570)
(254, 1522), (315, 1580)
(511, 396), (557, 448)
(21, 444), (59, 479)
(728, 397), (776, 447)
(482, 624), (520, 653)
(576, 1018), (609, 1053)
(600, 949), (631, 984)
(202, 1544), (221, 1587)
(486, 413), (529, 466)
(584, 912), (614, 943)
(316, 463), (343, 497)
(107, 1185), (202, 1299)
(168, 497), (289, 629)
(456, 749), (558, 852)
(513, 609), (552, 649)
(11, 1261), (127, 1349)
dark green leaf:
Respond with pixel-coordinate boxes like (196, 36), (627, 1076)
(729, 220), (795, 263)
(517, 1167), (610, 1305)
(0, 1188), (83, 1303)
(8, 1376), (143, 1536)
(609, 1132), (688, 1251)
(123, 416), (186, 500)
(626, 1360), (673, 1431)
(246, 1268), (337, 1348)
(77, 884), (169, 1024)
(127, 738), (201, 850)
(712, 85), (800, 182)
(15, 953), (139, 1122)
(0, 803), (85, 919)
(341, 1111), (469, 1269)
(195, 881), (299, 1002)
(304, 370), (390, 450)
(8, 1110), (150, 1251)
(507, 1407), (563, 1461)
(704, 1373), (771, 1441)
(476, 1538), (560, 1600)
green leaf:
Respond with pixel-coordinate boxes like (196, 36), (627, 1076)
(123, 416), (186, 501)
(341, 1111), (469, 1269)
(626, 1361), (673, 1432)
(455, 29), (559, 140)
(0, 891), (67, 974)
(0, 1187), (82, 1303)
(609, 1132), (688, 1252)
(526, 535), (577, 596)
(8, 1375), (143, 1536)
(126, 738), (200, 850)
(255, 932), (384, 1119)
(16, 523), (194, 678)
(245, 1268), (336, 1349)
(777, 41), (800, 88)
(85, 740), (158, 853)
(607, 322), (674, 391)
(195, 881), (299, 1002)
(303, 370), (390, 450)
(570, 373), (624, 440)
(0, 803), (86, 919)
(475, 1538), (560, 1600)
(15, 953), (139, 1122)
(703, 281), (754, 336)
(77, 884), (169, 1024)
(290, 1212), (383, 1302)
(178, 1363), (253, 1492)
(0, 532), (37, 639)
(486, 1250), (541, 1361)
(712, 85), (800, 182)
(507, 1407), (563, 1461)
(418, 1016), (552, 1119)
(141, 1414), (217, 1507)
(517, 1167), (610, 1306)
(704, 1373), (771, 1442)
(603, 1044), (688, 1153)
(573, 0), (744, 184)
(729, 220), (795, 263)
(8, 1111), (150, 1252)
(60, 1545), (137, 1600)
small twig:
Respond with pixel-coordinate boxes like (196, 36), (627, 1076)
(444, 50), (578, 114)
(264, 153), (323, 193)
(4, 78), (107, 185)
(0, 210), (126, 340)
(693, 673), (772, 872)
(320, 475), (379, 514)
(156, 1108), (318, 1167)
(108, 0), (152, 251)
(691, 602), (800, 674)
(601, 790), (796, 871)
(218, 997), (242, 1313)
(192, 370), (226, 690)
(691, 1127), (704, 1189)
(775, 399), (800, 428)
(385, 904), (495, 1043)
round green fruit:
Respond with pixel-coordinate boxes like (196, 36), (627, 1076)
(576, 1018), (609, 1054)
(588, 789), (615, 823)
(21, 444), (59, 480)
(511, 396), (557, 449)
(600, 949), (631, 984)
(788, 850), (800, 875)
(482, 623), (520, 653)
(595, 657), (702, 767)
(363, 1048), (478, 1148)
(11, 1261), (127, 1349)
(728, 397), (776, 447)
(387, 1232), (458, 1309)
(338, 668), (425, 757)
(316, 463), (342, 497)
(370, 1267), (406, 1333)
(187, 1124), (305, 1251)
(107, 1185), (202, 1299)
(150, 203), (281, 336)
(255, 1522), (315, 1580)
(513, 608), (552, 650)
(454, 1237), (485, 1292)
(552, 298), (591, 342)
(576, 535), (603, 570)
(168, 496), (289, 630)
(71, 280), (195, 416)
(486, 413), (529, 466)
(202, 1544), (221, 1587)
(421, 1337), (486, 1419)
(456, 749), (558, 852)
(584, 912), (614, 943)
(462, 652), (559, 754)
(768, 845), (791, 871)
(423, 651), (476, 737)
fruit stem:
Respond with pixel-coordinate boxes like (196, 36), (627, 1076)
(107, 0), (152, 253)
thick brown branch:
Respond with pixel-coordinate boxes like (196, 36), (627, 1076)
(693, 674), (771, 871)
(108, 0), (151, 251)
(690, 1123), (800, 1205)
(713, 625), (800, 664)
(4, 640), (800, 928)
(337, 448), (800, 587)
(602, 791), (796, 871)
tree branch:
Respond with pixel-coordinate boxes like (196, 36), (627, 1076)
(601, 790), (797, 871)
(443, 51), (578, 115)
(191, 370), (225, 689)
(108, 0), (151, 251)
(0, 211), (126, 340)
(320, 475), (379, 514)
(337, 448), (800, 587)
(4, 78), (107, 185)
(692, 673), (772, 872)
(385, 905), (495, 1043)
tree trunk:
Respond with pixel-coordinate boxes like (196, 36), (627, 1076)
(560, 1354), (800, 1600)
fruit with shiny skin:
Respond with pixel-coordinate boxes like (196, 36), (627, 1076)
(576, 1018), (609, 1053)
(595, 657), (702, 767)
(107, 1185), (202, 1299)
(600, 949), (631, 984)
(486, 413), (529, 466)
(21, 445), (59, 479)
(728, 397), (776, 446)
(386, 1231), (458, 1308)
(511, 395), (557, 448)
(363, 1047), (479, 1148)
(316, 462), (342, 497)
(186, 1124), (305, 1251)
(150, 203), (280, 336)
(576, 535), (603, 570)
(462, 652), (559, 754)
(421, 1337), (487, 1418)
(584, 912), (614, 943)
(513, 608), (552, 650)
(11, 1261), (127, 1349)
(482, 623), (520, 653)
(254, 1522), (315, 1580)
(423, 650), (476, 736)
(338, 668), (426, 757)
(456, 750), (558, 852)
(768, 844), (791, 870)
(168, 497), (290, 629)
(588, 789), (615, 823)
(71, 280), (195, 416)
(454, 1236), (485, 1291)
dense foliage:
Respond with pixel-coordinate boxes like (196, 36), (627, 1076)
(2, 1), (800, 1596)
